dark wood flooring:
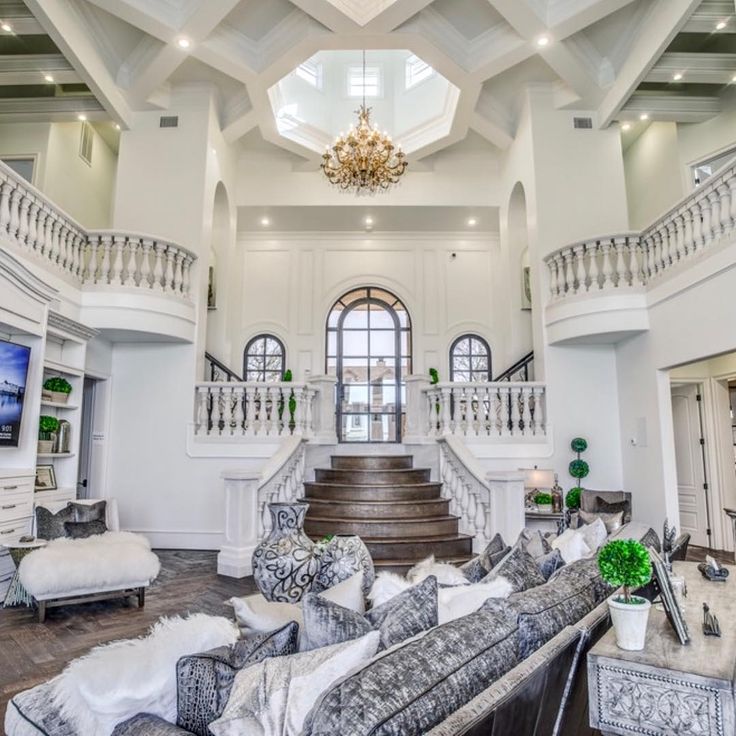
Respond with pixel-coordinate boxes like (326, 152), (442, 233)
(0, 549), (256, 727)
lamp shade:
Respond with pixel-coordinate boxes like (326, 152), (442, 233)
(524, 467), (555, 489)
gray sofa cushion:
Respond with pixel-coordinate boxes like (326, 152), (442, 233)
(35, 503), (74, 540)
(302, 575), (438, 651)
(175, 622), (298, 736)
(113, 713), (194, 735)
(481, 545), (545, 593)
(302, 607), (520, 736)
(64, 519), (108, 539)
(7, 679), (76, 736)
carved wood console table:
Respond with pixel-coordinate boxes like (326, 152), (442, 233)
(587, 561), (735, 736)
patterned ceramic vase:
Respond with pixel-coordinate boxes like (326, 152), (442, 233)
(252, 502), (319, 603)
(312, 534), (375, 596)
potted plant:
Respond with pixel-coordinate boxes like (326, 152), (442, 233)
(565, 486), (582, 510)
(43, 376), (72, 405)
(38, 415), (59, 453)
(598, 539), (653, 651)
(533, 492), (553, 513)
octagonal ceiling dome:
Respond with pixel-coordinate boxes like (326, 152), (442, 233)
(267, 50), (460, 157)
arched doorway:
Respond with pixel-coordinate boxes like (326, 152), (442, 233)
(326, 287), (411, 442)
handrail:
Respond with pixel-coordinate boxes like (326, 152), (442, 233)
(495, 351), (534, 382)
(204, 352), (242, 382)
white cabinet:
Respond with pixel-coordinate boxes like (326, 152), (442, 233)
(0, 470), (34, 598)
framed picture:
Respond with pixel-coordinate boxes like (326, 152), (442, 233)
(650, 548), (689, 645)
(521, 265), (532, 310)
(207, 265), (216, 309)
(35, 464), (57, 491)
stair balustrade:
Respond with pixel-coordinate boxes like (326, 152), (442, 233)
(194, 381), (317, 439)
(423, 382), (546, 439)
(0, 160), (195, 299)
(545, 161), (736, 301)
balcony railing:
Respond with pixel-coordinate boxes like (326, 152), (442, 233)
(0, 160), (195, 300)
(545, 160), (736, 301)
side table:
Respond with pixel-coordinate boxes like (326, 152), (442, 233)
(587, 560), (736, 736)
(2, 540), (46, 608)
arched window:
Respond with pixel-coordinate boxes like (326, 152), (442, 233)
(450, 335), (491, 382)
(243, 334), (285, 382)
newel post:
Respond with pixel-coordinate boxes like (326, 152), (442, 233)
(403, 374), (431, 444)
(218, 469), (261, 578)
(485, 470), (526, 543)
(307, 374), (338, 444)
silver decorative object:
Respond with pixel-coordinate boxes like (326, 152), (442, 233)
(313, 534), (375, 596)
(252, 502), (319, 603)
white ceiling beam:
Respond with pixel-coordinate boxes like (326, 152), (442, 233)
(223, 106), (258, 143)
(0, 2), (46, 34)
(619, 92), (722, 123)
(548, 0), (639, 39)
(82, 0), (174, 40)
(0, 95), (105, 122)
(286, 0), (359, 33)
(487, 0), (546, 37)
(469, 110), (513, 150)
(646, 52), (736, 84)
(23, 0), (134, 127)
(363, 0), (435, 33)
(597, 0), (703, 127)
(0, 54), (79, 85)
(682, 1), (736, 33)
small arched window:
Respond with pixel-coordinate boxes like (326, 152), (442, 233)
(450, 335), (491, 382)
(243, 334), (285, 382)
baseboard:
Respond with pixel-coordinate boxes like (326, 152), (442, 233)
(130, 528), (224, 550)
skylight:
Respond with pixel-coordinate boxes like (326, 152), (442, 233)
(295, 60), (322, 89)
(347, 65), (381, 98)
(405, 54), (434, 89)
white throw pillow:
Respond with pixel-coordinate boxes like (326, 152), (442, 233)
(407, 555), (470, 587)
(578, 517), (608, 553)
(51, 614), (238, 736)
(209, 631), (381, 736)
(437, 577), (513, 624)
(367, 571), (412, 608)
(551, 528), (592, 563)
(229, 571), (364, 650)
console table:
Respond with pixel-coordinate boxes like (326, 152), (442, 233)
(588, 561), (735, 736)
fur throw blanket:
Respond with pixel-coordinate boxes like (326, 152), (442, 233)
(19, 532), (160, 597)
(51, 613), (239, 736)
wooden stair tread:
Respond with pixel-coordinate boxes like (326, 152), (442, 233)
(305, 481), (441, 488)
(303, 497), (447, 506)
(306, 514), (458, 524)
(356, 533), (473, 544)
(373, 556), (472, 567)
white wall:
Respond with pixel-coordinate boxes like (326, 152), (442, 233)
(0, 122), (51, 187)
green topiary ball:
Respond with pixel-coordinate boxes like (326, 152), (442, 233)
(597, 539), (652, 592)
(565, 487), (582, 509)
(570, 437), (588, 453)
(569, 459), (589, 479)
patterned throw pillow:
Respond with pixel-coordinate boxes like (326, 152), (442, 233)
(176, 622), (299, 736)
(535, 548), (566, 581)
(63, 520), (107, 539)
(481, 545), (546, 593)
(69, 500), (107, 524)
(517, 529), (553, 559)
(579, 508), (624, 534)
(35, 504), (74, 540)
(461, 533), (509, 583)
(301, 575), (438, 651)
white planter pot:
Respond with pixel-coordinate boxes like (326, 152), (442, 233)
(37, 440), (54, 454)
(536, 504), (553, 513)
(608, 596), (651, 651)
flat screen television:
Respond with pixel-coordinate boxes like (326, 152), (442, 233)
(0, 339), (31, 447)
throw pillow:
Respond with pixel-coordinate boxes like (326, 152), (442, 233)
(596, 497), (629, 516)
(209, 631), (381, 736)
(517, 528), (552, 559)
(35, 504), (74, 540)
(481, 545), (545, 593)
(176, 622), (299, 736)
(437, 577), (512, 624)
(478, 533), (508, 570)
(578, 517), (608, 552)
(459, 556), (487, 584)
(550, 528), (592, 563)
(535, 548), (565, 581)
(301, 575), (438, 651)
(69, 500), (107, 524)
(63, 519), (108, 539)
(51, 614), (238, 736)
(367, 571), (412, 608)
(579, 508), (625, 534)
(407, 555), (469, 586)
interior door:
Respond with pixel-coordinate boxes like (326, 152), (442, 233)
(671, 384), (710, 547)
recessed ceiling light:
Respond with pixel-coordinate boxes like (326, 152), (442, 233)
(77, 114), (87, 121)
(639, 113), (649, 121)
(260, 217), (270, 226)
(364, 216), (374, 226)
(177, 37), (191, 49)
(467, 218), (477, 227)
(716, 20), (727, 30)
(732, 73), (736, 83)
(536, 35), (550, 47)
(621, 122), (631, 131)
(44, 74), (54, 83)
(114, 123), (121, 130)
(1, 22), (13, 33)
(673, 73), (683, 81)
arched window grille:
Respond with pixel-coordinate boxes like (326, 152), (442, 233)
(449, 334), (492, 382)
(243, 334), (285, 382)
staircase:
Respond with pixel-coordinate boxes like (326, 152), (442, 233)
(303, 454), (473, 575)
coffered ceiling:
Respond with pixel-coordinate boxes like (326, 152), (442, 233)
(0, 0), (734, 160)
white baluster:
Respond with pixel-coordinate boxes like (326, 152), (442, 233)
(533, 385), (545, 434)
(50, 219), (61, 265)
(36, 208), (48, 257)
(257, 386), (268, 436)
(292, 386), (304, 436)
(8, 189), (21, 241)
(613, 236), (627, 286)
(682, 208), (694, 258)
(673, 215), (685, 262)
(140, 239), (153, 288)
(173, 252), (184, 294)
(99, 234), (113, 284)
(600, 239), (614, 289)
(196, 386), (210, 436)
(708, 190), (722, 241)
(521, 386), (532, 436)
(182, 256), (193, 298)
(728, 176), (736, 234)
(563, 248), (575, 295)
(701, 196), (713, 247)
(553, 254), (565, 298)
(245, 387), (256, 437)
(27, 202), (39, 252)
(110, 235), (125, 285)
(221, 386), (234, 436)
(58, 225), (70, 270)
(440, 387), (452, 435)
(690, 203), (703, 255)
(0, 182), (11, 236)
(718, 183), (731, 236)
(510, 385), (521, 435)
(152, 242), (166, 291)
(163, 247), (176, 293)
(573, 243), (586, 293)
(124, 237), (140, 287)
(498, 385), (511, 437)
(16, 194), (30, 247)
(233, 385), (245, 435)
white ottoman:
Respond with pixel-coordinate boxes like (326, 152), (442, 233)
(19, 531), (161, 622)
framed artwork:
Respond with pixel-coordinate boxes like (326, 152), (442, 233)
(207, 266), (216, 309)
(521, 265), (532, 310)
(650, 548), (689, 645)
(35, 464), (57, 491)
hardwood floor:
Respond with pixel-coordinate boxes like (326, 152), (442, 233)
(0, 549), (256, 726)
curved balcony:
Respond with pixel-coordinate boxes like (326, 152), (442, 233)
(544, 162), (736, 344)
(0, 161), (197, 341)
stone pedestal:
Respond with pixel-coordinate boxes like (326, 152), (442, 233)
(308, 375), (338, 444)
(486, 471), (526, 543)
(218, 469), (260, 578)
(403, 374), (433, 444)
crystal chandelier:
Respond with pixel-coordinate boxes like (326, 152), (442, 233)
(321, 52), (407, 194)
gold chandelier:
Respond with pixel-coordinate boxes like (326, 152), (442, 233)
(321, 52), (407, 193)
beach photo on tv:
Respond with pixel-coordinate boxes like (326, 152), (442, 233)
(0, 340), (31, 447)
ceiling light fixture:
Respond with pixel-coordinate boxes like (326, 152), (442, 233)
(260, 216), (270, 226)
(536, 35), (550, 47)
(321, 51), (407, 193)
(467, 218), (477, 226)
(44, 74), (54, 83)
(364, 216), (374, 226)
(639, 113), (649, 121)
(716, 20), (727, 30)
(1, 22), (13, 33)
(77, 114), (87, 121)
(673, 73), (683, 81)
(177, 37), (191, 49)
(114, 123), (121, 130)
(621, 122), (631, 131)
(732, 74), (736, 83)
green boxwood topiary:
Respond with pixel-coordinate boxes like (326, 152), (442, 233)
(570, 437), (588, 453)
(38, 415), (59, 439)
(533, 492), (553, 506)
(569, 458), (589, 479)
(597, 539), (652, 603)
(429, 368), (439, 385)
(565, 486), (582, 510)
(43, 376), (72, 394)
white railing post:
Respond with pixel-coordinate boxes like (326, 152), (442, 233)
(308, 375), (336, 444)
(218, 470), (261, 578)
(403, 374), (430, 444)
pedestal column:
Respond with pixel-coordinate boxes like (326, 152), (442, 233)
(486, 471), (526, 543)
(218, 469), (260, 578)
(308, 375), (338, 444)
